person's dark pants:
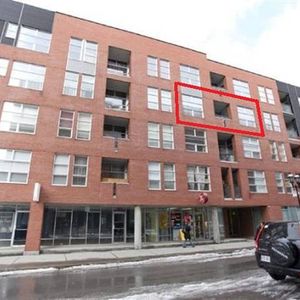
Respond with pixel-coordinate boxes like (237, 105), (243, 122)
(183, 233), (194, 247)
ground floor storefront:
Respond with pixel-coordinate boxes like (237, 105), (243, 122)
(0, 204), (293, 250)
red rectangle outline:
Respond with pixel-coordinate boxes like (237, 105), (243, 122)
(174, 81), (265, 137)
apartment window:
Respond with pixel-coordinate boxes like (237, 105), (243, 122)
(0, 149), (31, 184)
(148, 123), (160, 148)
(101, 158), (128, 181)
(237, 106), (256, 127)
(148, 162), (161, 190)
(148, 123), (174, 149)
(162, 125), (174, 149)
(80, 75), (95, 99)
(247, 170), (267, 193)
(63, 72), (95, 99)
(5, 23), (18, 39)
(263, 112), (280, 132)
(52, 154), (70, 185)
(182, 94), (203, 118)
(58, 110), (74, 138)
(76, 113), (92, 140)
(233, 79), (250, 97)
(0, 101), (39, 134)
(17, 26), (52, 54)
(0, 58), (9, 76)
(275, 172), (293, 194)
(9, 62), (46, 91)
(147, 57), (170, 79)
(72, 156), (88, 186)
(164, 163), (176, 190)
(187, 165), (210, 191)
(68, 38), (97, 64)
(242, 137), (261, 159)
(258, 86), (275, 104)
(185, 127), (207, 152)
(147, 88), (172, 112)
(180, 65), (200, 85)
(269, 141), (287, 162)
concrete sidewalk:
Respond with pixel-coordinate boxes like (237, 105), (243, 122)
(0, 240), (254, 273)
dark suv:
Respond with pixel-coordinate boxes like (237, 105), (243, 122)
(255, 221), (300, 280)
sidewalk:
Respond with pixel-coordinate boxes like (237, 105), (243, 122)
(0, 239), (255, 273)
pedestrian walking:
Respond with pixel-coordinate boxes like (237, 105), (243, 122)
(182, 221), (194, 248)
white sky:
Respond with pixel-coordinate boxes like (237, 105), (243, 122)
(20, 0), (300, 86)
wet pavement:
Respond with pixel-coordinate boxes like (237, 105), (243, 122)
(1, 250), (300, 299)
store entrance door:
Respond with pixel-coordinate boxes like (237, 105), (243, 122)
(113, 211), (126, 243)
(12, 211), (29, 246)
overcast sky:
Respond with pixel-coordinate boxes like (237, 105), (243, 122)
(20, 0), (300, 86)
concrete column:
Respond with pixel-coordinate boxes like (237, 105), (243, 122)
(134, 206), (142, 249)
(24, 202), (44, 255)
(212, 207), (221, 244)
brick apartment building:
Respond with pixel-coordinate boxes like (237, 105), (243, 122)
(0, 0), (300, 253)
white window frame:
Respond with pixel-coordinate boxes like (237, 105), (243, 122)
(161, 90), (172, 112)
(0, 101), (39, 134)
(237, 106), (256, 128)
(68, 38), (98, 65)
(163, 163), (176, 190)
(148, 122), (160, 148)
(162, 125), (174, 149)
(57, 110), (74, 138)
(242, 137), (261, 159)
(63, 71), (79, 96)
(148, 161), (161, 190)
(80, 74), (95, 99)
(182, 94), (204, 118)
(269, 141), (279, 161)
(9, 61), (46, 91)
(248, 170), (267, 193)
(187, 165), (211, 191)
(258, 86), (274, 104)
(5, 23), (18, 39)
(52, 154), (70, 186)
(233, 79), (250, 97)
(180, 65), (200, 86)
(72, 155), (88, 187)
(147, 56), (170, 79)
(0, 149), (32, 184)
(278, 142), (287, 162)
(263, 112), (280, 132)
(147, 87), (159, 110)
(76, 112), (92, 141)
(0, 58), (9, 76)
(147, 56), (158, 77)
(184, 127), (207, 153)
(159, 59), (170, 80)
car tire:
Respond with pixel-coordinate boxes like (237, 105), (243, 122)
(268, 271), (286, 281)
(268, 238), (298, 267)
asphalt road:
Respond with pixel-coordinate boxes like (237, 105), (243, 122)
(1, 252), (300, 299)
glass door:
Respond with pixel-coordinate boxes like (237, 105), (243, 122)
(13, 211), (29, 246)
(113, 211), (126, 243)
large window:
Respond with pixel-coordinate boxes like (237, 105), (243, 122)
(72, 156), (88, 186)
(233, 79), (250, 97)
(147, 87), (172, 112)
(275, 172), (293, 194)
(242, 137), (261, 159)
(258, 86), (275, 104)
(148, 162), (176, 190)
(187, 165), (210, 191)
(63, 72), (95, 99)
(185, 127), (207, 152)
(17, 26), (52, 53)
(0, 58), (9, 76)
(269, 141), (287, 162)
(237, 106), (256, 127)
(147, 56), (170, 79)
(180, 65), (200, 85)
(68, 38), (97, 64)
(0, 102), (39, 134)
(182, 94), (203, 118)
(0, 149), (31, 183)
(263, 112), (280, 132)
(148, 123), (174, 149)
(9, 62), (46, 91)
(52, 154), (70, 185)
(247, 170), (267, 193)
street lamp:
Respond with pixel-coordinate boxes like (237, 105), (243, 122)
(287, 173), (300, 207)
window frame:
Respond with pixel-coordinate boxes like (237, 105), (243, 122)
(247, 170), (267, 193)
(242, 137), (261, 159)
(71, 155), (89, 187)
(52, 154), (70, 186)
(187, 165), (211, 191)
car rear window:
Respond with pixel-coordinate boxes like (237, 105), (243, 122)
(287, 222), (300, 239)
(262, 223), (287, 241)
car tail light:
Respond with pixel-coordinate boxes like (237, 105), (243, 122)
(255, 222), (265, 249)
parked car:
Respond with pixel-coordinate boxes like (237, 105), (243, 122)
(255, 221), (300, 280)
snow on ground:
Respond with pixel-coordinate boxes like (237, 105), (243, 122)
(0, 248), (254, 277)
(106, 272), (300, 300)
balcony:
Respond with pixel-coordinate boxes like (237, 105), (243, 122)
(218, 133), (235, 162)
(214, 100), (230, 119)
(282, 103), (293, 115)
(103, 115), (129, 139)
(210, 72), (226, 90)
(101, 158), (128, 183)
(107, 46), (130, 77)
(105, 79), (129, 112)
(286, 120), (299, 139)
(290, 144), (300, 159)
